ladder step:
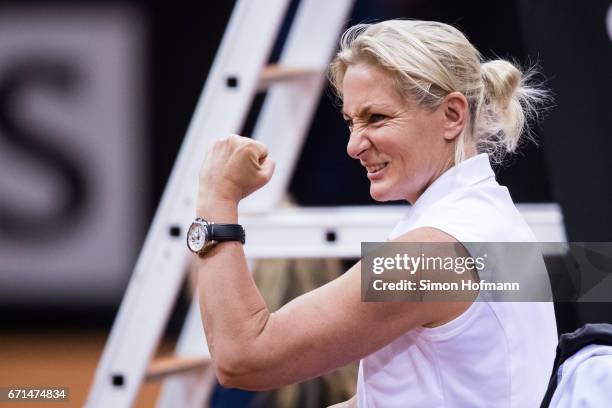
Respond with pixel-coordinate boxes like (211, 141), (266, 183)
(145, 356), (210, 382)
(257, 64), (319, 91)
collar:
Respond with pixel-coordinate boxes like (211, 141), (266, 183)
(407, 153), (495, 215)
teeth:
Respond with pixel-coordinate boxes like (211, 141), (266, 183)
(367, 163), (387, 173)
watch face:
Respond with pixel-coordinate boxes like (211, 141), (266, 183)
(187, 222), (207, 252)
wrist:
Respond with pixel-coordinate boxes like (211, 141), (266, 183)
(197, 197), (238, 223)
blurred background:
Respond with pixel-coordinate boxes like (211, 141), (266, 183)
(0, 0), (611, 407)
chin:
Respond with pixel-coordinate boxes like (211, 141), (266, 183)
(369, 185), (394, 202)
(370, 180), (411, 202)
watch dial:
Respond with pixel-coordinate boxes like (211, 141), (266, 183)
(188, 223), (206, 252)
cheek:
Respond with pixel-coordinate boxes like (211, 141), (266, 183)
(370, 127), (406, 154)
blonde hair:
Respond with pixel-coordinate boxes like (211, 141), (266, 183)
(329, 20), (548, 164)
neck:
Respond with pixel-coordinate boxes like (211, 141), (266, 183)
(407, 144), (478, 205)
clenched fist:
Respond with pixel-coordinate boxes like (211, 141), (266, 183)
(197, 135), (275, 207)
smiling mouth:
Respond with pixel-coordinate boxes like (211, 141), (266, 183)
(366, 162), (389, 175)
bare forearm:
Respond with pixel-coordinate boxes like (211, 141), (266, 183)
(196, 199), (270, 371)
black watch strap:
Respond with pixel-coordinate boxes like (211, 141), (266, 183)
(209, 223), (246, 244)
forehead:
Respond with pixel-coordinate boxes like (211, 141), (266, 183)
(341, 63), (404, 116)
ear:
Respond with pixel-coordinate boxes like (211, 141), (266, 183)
(441, 91), (469, 141)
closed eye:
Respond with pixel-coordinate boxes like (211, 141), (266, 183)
(369, 114), (386, 124)
(343, 114), (385, 132)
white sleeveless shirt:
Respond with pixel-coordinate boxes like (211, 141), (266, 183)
(356, 153), (558, 407)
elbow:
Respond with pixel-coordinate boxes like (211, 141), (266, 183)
(213, 347), (277, 391)
(214, 354), (246, 389)
(211, 311), (277, 390)
(213, 349), (263, 390)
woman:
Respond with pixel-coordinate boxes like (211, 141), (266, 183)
(193, 20), (557, 407)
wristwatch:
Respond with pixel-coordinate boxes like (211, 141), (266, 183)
(186, 218), (245, 257)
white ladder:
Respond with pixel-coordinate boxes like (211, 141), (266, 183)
(85, 1), (354, 407)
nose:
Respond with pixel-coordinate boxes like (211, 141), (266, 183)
(346, 129), (372, 159)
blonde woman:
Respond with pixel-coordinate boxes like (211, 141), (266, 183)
(190, 20), (557, 407)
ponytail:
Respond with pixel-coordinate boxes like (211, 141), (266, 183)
(476, 60), (549, 163)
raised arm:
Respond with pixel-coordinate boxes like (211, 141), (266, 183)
(196, 135), (472, 390)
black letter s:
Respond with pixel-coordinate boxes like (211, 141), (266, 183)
(0, 58), (89, 241)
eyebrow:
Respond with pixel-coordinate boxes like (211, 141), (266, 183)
(342, 103), (394, 118)
(342, 104), (373, 118)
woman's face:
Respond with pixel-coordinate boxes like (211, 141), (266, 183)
(342, 63), (455, 204)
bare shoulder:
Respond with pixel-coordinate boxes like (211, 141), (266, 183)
(383, 226), (474, 328)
